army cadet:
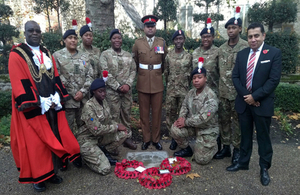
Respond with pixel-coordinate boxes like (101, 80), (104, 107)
(192, 18), (219, 95)
(53, 22), (93, 136)
(78, 17), (101, 79)
(77, 78), (128, 175)
(165, 30), (192, 150)
(170, 65), (219, 165)
(214, 7), (248, 164)
(132, 15), (168, 150)
(99, 29), (137, 150)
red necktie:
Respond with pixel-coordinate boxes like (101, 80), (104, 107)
(246, 51), (256, 91)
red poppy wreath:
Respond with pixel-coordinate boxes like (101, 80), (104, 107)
(159, 157), (191, 175)
(138, 167), (172, 189)
(114, 159), (145, 179)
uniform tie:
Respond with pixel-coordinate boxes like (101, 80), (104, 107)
(148, 38), (153, 47)
(246, 50), (256, 91)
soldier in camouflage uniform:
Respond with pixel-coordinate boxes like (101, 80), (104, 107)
(192, 18), (219, 96)
(78, 18), (101, 79)
(165, 30), (192, 150)
(171, 66), (219, 165)
(214, 14), (248, 165)
(53, 28), (93, 136)
(77, 78), (128, 175)
(99, 29), (137, 150)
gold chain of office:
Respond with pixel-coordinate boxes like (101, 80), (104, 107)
(15, 47), (54, 82)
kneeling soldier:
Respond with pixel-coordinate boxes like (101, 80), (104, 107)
(170, 64), (219, 165)
(77, 78), (128, 175)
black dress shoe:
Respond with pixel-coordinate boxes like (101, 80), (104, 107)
(33, 182), (46, 192)
(260, 169), (270, 186)
(226, 163), (249, 172)
(60, 161), (68, 171)
(99, 146), (118, 165)
(214, 145), (231, 159)
(47, 175), (63, 184)
(174, 145), (193, 157)
(232, 148), (240, 165)
(72, 157), (82, 168)
(153, 142), (163, 150)
(123, 138), (137, 150)
(169, 138), (178, 150)
(106, 154), (118, 166)
(141, 142), (150, 150)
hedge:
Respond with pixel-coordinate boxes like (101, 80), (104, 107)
(274, 82), (300, 112)
(0, 91), (11, 118)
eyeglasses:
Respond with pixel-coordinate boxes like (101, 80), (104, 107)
(27, 28), (41, 33)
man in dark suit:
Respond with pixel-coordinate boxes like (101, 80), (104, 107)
(132, 15), (168, 150)
(226, 23), (281, 186)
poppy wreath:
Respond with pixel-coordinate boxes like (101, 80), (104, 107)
(138, 167), (172, 189)
(159, 157), (191, 175)
(114, 159), (145, 179)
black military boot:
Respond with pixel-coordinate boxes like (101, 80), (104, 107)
(174, 145), (193, 157)
(232, 148), (240, 165)
(214, 145), (231, 159)
(169, 138), (178, 150)
(213, 136), (222, 159)
(99, 146), (118, 166)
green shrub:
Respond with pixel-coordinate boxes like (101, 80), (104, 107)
(275, 83), (300, 112)
(0, 114), (11, 136)
(265, 32), (299, 74)
(0, 91), (11, 118)
(42, 32), (64, 54)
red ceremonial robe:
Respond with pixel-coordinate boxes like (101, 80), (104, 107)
(8, 43), (81, 184)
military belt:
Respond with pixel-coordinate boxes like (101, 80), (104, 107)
(139, 63), (161, 70)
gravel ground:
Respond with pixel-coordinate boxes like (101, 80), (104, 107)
(1, 141), (300, 195)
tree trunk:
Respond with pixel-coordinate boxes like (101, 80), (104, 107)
(56, 0), (61, 33)
(46, 8), (51, 32)
(164, 19), (166, 30)
(85, 0), (115, 33)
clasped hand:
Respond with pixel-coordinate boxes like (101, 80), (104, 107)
(174, 117), (185, 128)
(243, 94), (260, 107)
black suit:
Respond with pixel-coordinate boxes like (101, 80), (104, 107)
(232, 43), (281, 169)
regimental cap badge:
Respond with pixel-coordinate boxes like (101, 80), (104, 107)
(179, 30), (182, 34)
(207, 18), (212, 34)
(149, 18), (151, 21)
(198, 57), (204, 73)
(234, 6), (241, 24)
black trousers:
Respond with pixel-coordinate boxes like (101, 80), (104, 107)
(238, 105), (273, 169)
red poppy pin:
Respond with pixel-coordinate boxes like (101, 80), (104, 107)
(263, 49), (269, 54)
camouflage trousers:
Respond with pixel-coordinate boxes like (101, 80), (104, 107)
(219, 97), (240, 148)
(65, 107), (84, 137)
(106, 88), (132, 131)
(170, 125), (218, 165)
(78, 130), (128, 175)
(165, 95), (185, 132)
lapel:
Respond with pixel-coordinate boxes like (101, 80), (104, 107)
(142, 37), (150, 49)
(254, 44), (269, 75)
(242, 47), (251, 74)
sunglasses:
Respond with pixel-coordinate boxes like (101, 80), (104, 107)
(27, 28), (41, 33)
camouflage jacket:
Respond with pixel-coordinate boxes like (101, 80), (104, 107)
(77, 97), (118, 141)
(218, 38), (248, 100)
(78, 43), (101, 79)
(192, 45), (219, 95)
(99, 48), (136, 91)
(165, 49), (192, 97)
(179, 86), (218, 133)
(53, 48), (93, 108)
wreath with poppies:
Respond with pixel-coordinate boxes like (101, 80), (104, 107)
(114, 159), (145, 179)
(159, 157), (191, 175)
(138, 167), (172, 189)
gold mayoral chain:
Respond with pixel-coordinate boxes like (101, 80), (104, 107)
(16, 47), (54, 82)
